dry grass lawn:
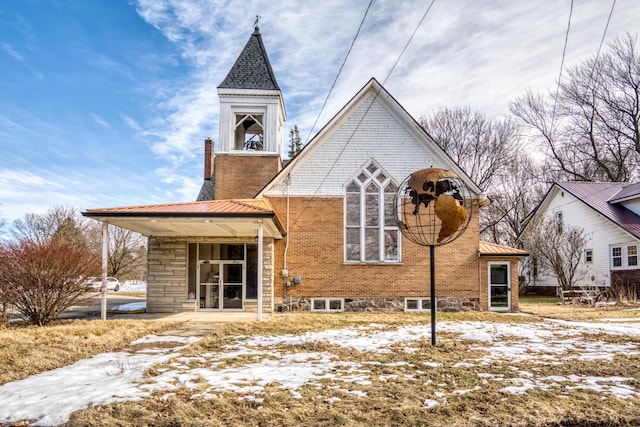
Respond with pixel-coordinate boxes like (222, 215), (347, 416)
(58, 312), (640, 427)
(0, 319), (177, 385)
(3, 309), (640, 426)
(519, 296), (640, 321)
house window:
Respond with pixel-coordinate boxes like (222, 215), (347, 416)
(628, 245), (638, 267)
(311, 298), (344, 312)
(345, 162), (400, 263)
(612, 247), (622, 267)
(584, 249), (593, 263)
(555, 211), (563, 232)
(234, 113), (264, 150)
(405, 298), (432, 312)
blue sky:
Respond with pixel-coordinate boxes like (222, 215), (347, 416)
(1, 0), (638, 224)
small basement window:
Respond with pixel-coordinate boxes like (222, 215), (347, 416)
(405, 298), (433, 312)
(311, 298), (344, 312)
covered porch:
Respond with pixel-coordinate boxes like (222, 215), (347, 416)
(83, 199), (284, 317)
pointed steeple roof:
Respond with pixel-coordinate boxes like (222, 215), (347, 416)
(218, 26), (280, 90)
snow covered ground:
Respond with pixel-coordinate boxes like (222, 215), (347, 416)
(1, 318), (640, 426)
(119, 280), (146, 293)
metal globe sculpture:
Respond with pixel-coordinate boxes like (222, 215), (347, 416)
(394, 167), (475, 345)
(394, 168), (474, 247)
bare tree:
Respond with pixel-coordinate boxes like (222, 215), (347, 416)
(0, 238), (99, 325)
(419, 106), (522, 190)
(85, 223), (147, 280)
(11, 206), (147, 281)
(481, 154), (547, 247)
(287, 125), (302, 159)
(0, 211), (6, 237)
(512, 33), (640, 182)
(522, 217), (587, 291)
(420, 106), (539, 245)
(12, 205), (89, 247)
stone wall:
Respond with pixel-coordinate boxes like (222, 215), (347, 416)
(147, 236), (275, 313)
(281, 296), (480, 312)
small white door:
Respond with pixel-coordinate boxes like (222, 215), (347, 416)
(489, 262), (511, 311)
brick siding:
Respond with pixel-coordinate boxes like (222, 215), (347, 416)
(268, 196), (485, 307)
(214, 153), (281, 199)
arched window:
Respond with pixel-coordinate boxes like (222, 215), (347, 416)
(345, 162), (400, 263)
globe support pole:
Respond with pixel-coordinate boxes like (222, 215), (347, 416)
(430, 244), (436, 346)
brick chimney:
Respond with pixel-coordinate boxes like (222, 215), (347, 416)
(204, 138), (214, 180)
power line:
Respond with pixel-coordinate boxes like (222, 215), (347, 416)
(550, 0), (574, 129)
(303, 0), (374, 146)
(382, 0), (435, 85)
(289, 0), (437, 228)
(593, 0), (616, 67)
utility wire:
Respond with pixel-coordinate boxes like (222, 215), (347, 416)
(550, 0), (574, 129)
(592, 0), (616, 71)
(542, 0), (616, 192)
(303, 0), (374, 146)
(382, 0), (435, 85)
(289, 0), (437, 228)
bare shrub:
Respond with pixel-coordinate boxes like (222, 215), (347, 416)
(0, 238), (99, 326)
(523, 217), (587, 291)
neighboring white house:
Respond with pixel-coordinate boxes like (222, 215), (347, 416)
(520, 181), (640, 290)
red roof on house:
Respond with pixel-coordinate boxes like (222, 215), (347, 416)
(609, 182), (640, 203)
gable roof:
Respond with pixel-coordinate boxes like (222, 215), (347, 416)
(218, 26), (280, 90)
(257, 78), (483, 198)
(522, 181), (640, 240)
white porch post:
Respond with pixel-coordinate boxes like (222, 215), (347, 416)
(257, 219), (263, 321)
(101, 222), (109, 320)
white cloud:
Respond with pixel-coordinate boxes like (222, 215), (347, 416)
(89, 113), (112, 129)
(2, 0), (637, 225)
(24, 0), (628, 215)
(122, 114), (143, 132)
(0, 42), (24, 61)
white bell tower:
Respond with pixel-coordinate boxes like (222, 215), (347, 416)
(212, 25), (286, 200)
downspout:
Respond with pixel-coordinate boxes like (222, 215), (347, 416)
(283, 173), (291, 301)
(257, 219), (263, 321)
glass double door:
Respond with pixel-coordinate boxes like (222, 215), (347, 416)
(198, 261), (244, 310)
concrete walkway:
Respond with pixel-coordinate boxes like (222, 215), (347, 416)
(114, 311), (270, 323)
(117, 312), (272, 337)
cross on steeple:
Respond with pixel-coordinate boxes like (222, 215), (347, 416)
(254, 15), (261, 27)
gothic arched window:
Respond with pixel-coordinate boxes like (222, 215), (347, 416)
(345, 162), (400, 263)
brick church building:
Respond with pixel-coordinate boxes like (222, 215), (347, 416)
(84, 26), (526, 315)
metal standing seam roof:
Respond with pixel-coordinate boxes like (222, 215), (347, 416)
(218, 26), (280, 90)
(84, 199), (275, 217)
(608, 182), (640, 203)
(478, 241), (528, 257)
(556, 181), (640, 240)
